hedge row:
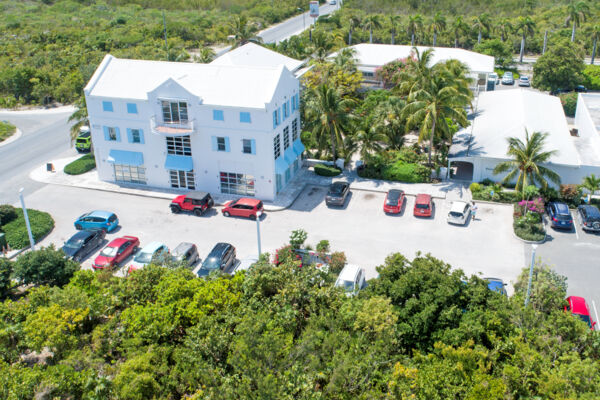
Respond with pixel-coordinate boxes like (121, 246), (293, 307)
(1, 207), (55, 250)
(64, 154), (96, 175)
(314, 163), (342, 177)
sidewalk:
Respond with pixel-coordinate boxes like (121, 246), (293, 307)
(30, 157), (471, 211)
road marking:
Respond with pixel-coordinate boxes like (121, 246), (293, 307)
(572, 211), (579, 240)
(593, 301), (599, 331)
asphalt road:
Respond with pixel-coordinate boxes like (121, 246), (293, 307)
(0, 108), (75, 205)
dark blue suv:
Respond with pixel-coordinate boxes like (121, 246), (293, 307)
(578, 205), (600, 232)
(546, 202), (573, 230)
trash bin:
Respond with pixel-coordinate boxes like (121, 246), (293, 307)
(0, 233), (6, 253)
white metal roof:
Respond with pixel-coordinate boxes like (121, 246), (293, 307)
(449, 89), (581, 166)
(580, 93), (600, 132)
(210, 42), (304, 72)
(85, 54), (289, 109)
(340, 43), (495, 73)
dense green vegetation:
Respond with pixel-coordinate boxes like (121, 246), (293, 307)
(0, 120), (16, 141)
(314, 163), (342, 176)
(0, 205), (54, 250)
(64, 154), (96, 175)
(1, 243), (598, 398)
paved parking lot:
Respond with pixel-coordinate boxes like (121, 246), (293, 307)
(22, 185), (526, 291)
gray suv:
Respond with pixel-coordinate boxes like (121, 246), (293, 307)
(578, 205), (600, 232)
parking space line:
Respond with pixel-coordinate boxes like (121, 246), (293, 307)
(572, 212), (579, 240)
(593, 301), (600, 331)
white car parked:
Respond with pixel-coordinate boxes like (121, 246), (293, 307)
(447, 201), (472, 225)
(335, 264), (366, 296)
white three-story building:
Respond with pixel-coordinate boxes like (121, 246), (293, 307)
(84, 49), (304, 201)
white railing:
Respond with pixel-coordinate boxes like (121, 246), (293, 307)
(150, 116), (195, 135)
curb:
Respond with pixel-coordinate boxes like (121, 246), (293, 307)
(0, 128), (22, 148)
(511, 217), (547, 244)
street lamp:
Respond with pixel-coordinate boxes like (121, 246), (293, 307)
(524, 244), (537, 306)
(18, 188), (35, 251)
(298, 8), (305, 30)
(256, 211), (263, 256)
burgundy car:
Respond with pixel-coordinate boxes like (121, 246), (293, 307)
(93, 236), (140, 270)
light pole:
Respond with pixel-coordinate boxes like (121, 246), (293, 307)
(298, 8), (305, 30)
(524, 244), (537, 306)
(256, 211), (263, 256)
(18, 188), (35, 251)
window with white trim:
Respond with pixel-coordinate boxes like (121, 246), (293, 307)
(161, 100), (188, 124)
(220, 172), (255, 196)
(131, 129), (141, 143)
(273, 134), (281, 159)
(166, 135), (192, 156)
(242, 139), (252, 154)
(216, 137), (226, 151)
(170, 170), (195, 189)
(283, 126), (290, 149)
(292, 118), (298, 141)
(114, 164), (146, 184)
(108, 127), (117, 141)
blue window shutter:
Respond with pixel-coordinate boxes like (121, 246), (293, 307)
(279, 106), (282, 123)
(240, 112), (251, 123)
(126, 103), (137, 114)
(295, 94), (299, 111)
(273, 111), (277, 129)
(115, 127), (121, 142)
(213, 110), (224, 121)
(138, 129), (145, 144)
(103, 126), (110, 141)
(211, 136), (217, 151)
(126, 128), (133, 143)
(102, 101), (113, 112)
(225, 137), (230, 152)
(250, 139), (256, 155)
(286, 101), (290, 117)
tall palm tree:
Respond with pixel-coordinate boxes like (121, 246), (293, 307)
(451, 16), (468, 48)
(592, 24), (600, 65)
(229, 15), (263, 48)
(303, 84), (355, 160)
(363, 14), (382, 44)
(193, 47), (216, 63)
(355, 119), (386, 162)
(429, 12), (446, 46)
(347, 15), (362, 45)
(493, 130), (560, 195)
(389, 15), (401, 45)
(514, 16), (536, 63)
(581, 174), (600, 194)
(440, 59), (474, 103)
(472, 13), (491, 44)
(68, 97), (88, 147)
(397, 47), (436, 95)
(565, 1), (590, 42)
(373, 96), (407, 150)
(407, 14), (424, 46)
(401, 72), (470, 166)
(308, 30), (335, 63)
(496, 18), (513, 42)
(333, 47), (357, 72)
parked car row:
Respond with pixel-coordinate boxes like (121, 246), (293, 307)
(546, 201), (600, 233)
(170, 191), (264, 220)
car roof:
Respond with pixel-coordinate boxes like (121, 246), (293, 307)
(388, 189), (404, 197)
(208, 242), (232, 256)
(567, 296), (590, 315)
(140, 241), (166, 253)
(172, 242), (195, 255)
(338, 264), (361, 281)
(331, 181), (348, 188)
(88, 210), (115, 218)
(185, 191), (210, 200)
(69, 230), (95, 240)
(415, 193), (431, 203)
(450, 201), (468, 212)
(234, 197), (261, 206)
(553, 202), (570, 214)
(106, 237), (131, 247)
(580, 205), (600, 215)
(77, 132), (91, 138)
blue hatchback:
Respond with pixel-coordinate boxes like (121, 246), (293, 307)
(547, 202), (573, 229)
(74, 210), (119, 232)
(485, 277), (508, 296)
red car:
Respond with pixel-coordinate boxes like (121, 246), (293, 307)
(93, 236), (140, 270)
(565, 296), (597, 330)
(414, 194), (433, 217)
(222, 198), (264, 220)
(383, 189), (405, 214)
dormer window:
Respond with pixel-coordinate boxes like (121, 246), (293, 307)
(161, 100), (188, 124)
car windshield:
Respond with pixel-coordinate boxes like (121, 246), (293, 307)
(202, 257), (220, 270)
(64, 238), (83, 248)
(100, 246), (118, 257)
(449, 211), (463, 218)
(556, 214), (572, 221)
(336, 279), (355, 292)
(329, 185), (345, 195)
(521, 77), (529, 80)
(134, 251), (153, 263)
(577, 314), (592, 327)
(416, 203), (429, 209)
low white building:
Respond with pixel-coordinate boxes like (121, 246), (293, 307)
(449, 89), (600, 185)
(84, 49), (304, 201)
(575, 93), (600, 146)
(335, 43), (495, 91)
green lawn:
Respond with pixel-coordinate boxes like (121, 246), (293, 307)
(0, 121), (16, 142)
(64, 153), (96, 175)
(1, 208), (55, 250)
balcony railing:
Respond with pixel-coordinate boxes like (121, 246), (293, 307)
(150, 117), (195, 136)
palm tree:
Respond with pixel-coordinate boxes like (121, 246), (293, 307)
(389, 15), (401, 45)
(333, 47), (357, 72)
(308, 30), (335, 63)
(193, 47), (216, 63)
(514, 16), (536, 63)
(401, 71), (470, 166)
(373, 96), (407, 150)
(397, 47), (436, 95)
(472, 13), (491, 44)
(303, 84), (355, 160)
(565, 1), (589, 42)
(407, 14), (424, 46)
(429, 12), (446, 46)
(440, 59), (474, 104)
(451, 16), (468, 48)
(493, 130), (560, 195)
(581, 174), (600, 195)
(592, 24), (600, 65)
(347, 15), (362, 45)
(363, 14), (382, 44)
(229, 15), (263, 48)
(496, 18), (513, 42)
(68, 97), (88, 147)
(355, 119), (386, 162)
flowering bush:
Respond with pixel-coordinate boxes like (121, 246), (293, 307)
(375, 58), (410, 88)
(517, 197), (545, 214)
(273, 245), (301, 266)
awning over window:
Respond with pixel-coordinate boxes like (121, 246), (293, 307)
(164, 155), (193, 172)
(275, 157), (288, 174)
(107, 150), (144, 166)
(293, 139), (305, 157)
(284, 147), (296, 164)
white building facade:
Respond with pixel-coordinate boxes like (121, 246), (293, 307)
(84, 53), (305, 201)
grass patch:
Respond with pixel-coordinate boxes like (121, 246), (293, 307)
(0, 121), (16, 142)
(1, 208), (54, 250)
(64, 153), (96, 175)
(471, 185), (520, 204)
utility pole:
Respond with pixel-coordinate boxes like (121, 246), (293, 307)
(19, 188), (35, 251)
(542, 30), (548, 55)
(525, 244), (537, 306)
(162, 11), (168, 58)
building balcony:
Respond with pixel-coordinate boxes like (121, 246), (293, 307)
(150, 117), (196, 136)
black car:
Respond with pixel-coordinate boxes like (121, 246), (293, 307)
(62, 229), (106, 262)
(546, 201), (573, 230)
(325, 181), (350, 206)
(578, 205), (600, 232)
(197, 243), (236, 277)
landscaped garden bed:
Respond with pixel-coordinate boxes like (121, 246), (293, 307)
(0, 205), (54, 250)
(357, 148), (430, 183)
(64, 153), (96, 175)
(314, 163), (342, 177)
(470, 182), (519, 204)
(512, 199), (545, 242)
(0, 121), (16, 142)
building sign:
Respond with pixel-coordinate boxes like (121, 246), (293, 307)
(309, 1), (319, 18)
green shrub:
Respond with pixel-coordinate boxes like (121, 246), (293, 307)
(559, 184), (582, 207)
(540, 186), (560, 202)
(559, 92), (577, 117)
(2, 209), (54, 249)
(314, 163), (341, 177)
(0, 204), (18, 225)
(316, 240), (330, 254)
(471, 185), (519, 203)
(469, 182), (482, 193)
(329, 251), (347, 275)
(0, 121), (16, 142)
(64, 154), (96, 175)
(479, 178), (494, 186)
(583, 65), (600, 90)
(382, 161), (430, 183)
